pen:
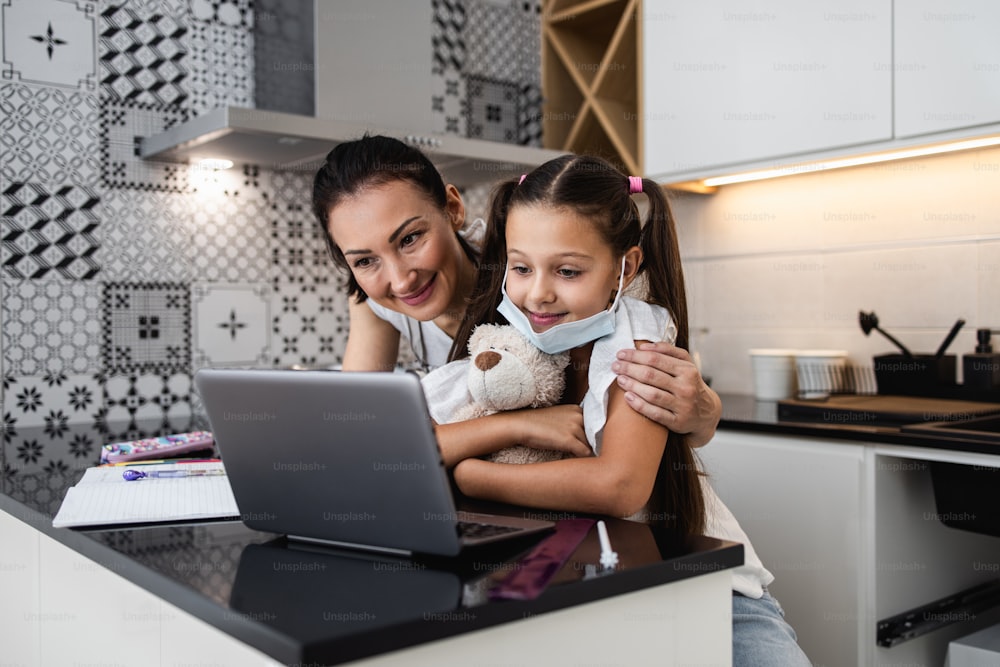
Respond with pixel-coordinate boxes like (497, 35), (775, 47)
(596, 520), (619, 570)
(122, 469), (226, 481)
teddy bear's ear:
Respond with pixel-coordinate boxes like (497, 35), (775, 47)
(466, 323), (497, 355)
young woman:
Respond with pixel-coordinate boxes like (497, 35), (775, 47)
(311, 135), (722, 462)
(421, 154), (812, 667)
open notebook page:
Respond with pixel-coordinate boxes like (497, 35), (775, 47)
(52, 462), (239, 528)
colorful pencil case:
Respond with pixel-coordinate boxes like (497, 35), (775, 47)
(100, 431), (215, 464)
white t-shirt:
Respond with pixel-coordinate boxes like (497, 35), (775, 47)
(365, 300), (455, 370)
(421, 296), (774, 598)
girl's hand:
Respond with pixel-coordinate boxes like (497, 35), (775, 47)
(433, 404), (591, 468)
(508, 405), (592, 458)
(612, 342), (721, 448)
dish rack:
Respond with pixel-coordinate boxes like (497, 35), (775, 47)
(796, 361), (877, 397)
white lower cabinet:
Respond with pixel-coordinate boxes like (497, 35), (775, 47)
(0, 510), (276, 667)
(699, 430), (867, 667)
(701, 430), (1000, 667)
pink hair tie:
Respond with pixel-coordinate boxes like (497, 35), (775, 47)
(627, 176), (643, 194)
(518, 174), (527, 185)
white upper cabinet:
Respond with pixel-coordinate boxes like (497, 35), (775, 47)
(894, 0), (1000, 138)
(643, 1), (892, 180)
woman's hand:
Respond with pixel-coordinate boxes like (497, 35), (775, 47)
(611, 342), (721, 448)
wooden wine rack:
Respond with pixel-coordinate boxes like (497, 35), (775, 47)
(541, 0), (642, 175)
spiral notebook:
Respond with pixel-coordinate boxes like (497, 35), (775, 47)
(52, 462), (239, 528)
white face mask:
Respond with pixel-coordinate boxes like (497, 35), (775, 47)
(496, 257), (626, 354)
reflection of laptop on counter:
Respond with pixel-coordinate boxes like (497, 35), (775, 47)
(194, 369), (553, 556)
(230, 540), (465, 656)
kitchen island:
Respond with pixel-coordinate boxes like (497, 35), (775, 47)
(708, 393), (1000, 667)
(1, 421), (742, 667)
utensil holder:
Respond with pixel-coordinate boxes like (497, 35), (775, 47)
(873, 354), (956, 396)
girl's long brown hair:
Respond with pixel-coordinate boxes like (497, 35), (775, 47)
(450, 154), (705, 536)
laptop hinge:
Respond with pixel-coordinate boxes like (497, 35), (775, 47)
(288, 534), (413, 557)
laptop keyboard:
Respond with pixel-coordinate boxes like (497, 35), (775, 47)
(457, 520), (521, 540)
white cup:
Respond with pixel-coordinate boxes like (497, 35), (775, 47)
(749, 349), (798, 400)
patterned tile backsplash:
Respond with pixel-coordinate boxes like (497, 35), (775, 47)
(0, 0), (543, 475)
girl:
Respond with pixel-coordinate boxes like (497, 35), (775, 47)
(421, 154), (811, 666)
(311, 135), (723, 454)
(426, 154), (702, 528)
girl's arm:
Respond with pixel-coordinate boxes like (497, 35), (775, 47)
(340, 297), (402, 372)
(434, 405), (593, 468)
(613, 342), (721, 448)
(452, 378), (668, 518)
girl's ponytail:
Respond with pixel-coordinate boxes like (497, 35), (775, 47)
(636, 178), (687, 350)
(635, 179), (704, 536)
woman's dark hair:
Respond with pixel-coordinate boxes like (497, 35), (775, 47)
(311, 134), (477, 301)
(451, 154), (705, 536)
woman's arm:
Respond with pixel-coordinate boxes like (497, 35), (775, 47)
(452, 380), (668, 517)
(612, 342), (721, 448)
(434, 405), (592, 468)
(340, 297), (402, 372)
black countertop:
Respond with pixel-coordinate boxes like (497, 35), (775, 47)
(717, 392), (1000, 456)
(1, 420), (743, 666)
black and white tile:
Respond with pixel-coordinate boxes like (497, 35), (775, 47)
(98, 2), (187, 107)
(432, 0), (466, 72)
(1, 181), (101, 280)
(269, 283), (347, 369)
(1, 280), (102, 376)
(192, 283), (270, 367)
(464, 0), (520, 82)
(184, 20), (253, 115)
(463, 0), (542, 146)
(466, 74), (519, 143)
(1, 373), (102, 431)
(101, 370), (194, 437)
(102, 281), (191, 375)
(1, 0), (98, 91)
(267, 169), (335, 287)
(0, 83), (101, 186)
(188, 172), (270, 283)
(431, 66), (467, 137)
(189, 0), (254, 29)
(431, 0), (467, 137)
(519, 80), (542, 146)
(94, 187), (193, 282)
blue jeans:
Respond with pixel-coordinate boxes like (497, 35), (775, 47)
(732, 590), (812, 667)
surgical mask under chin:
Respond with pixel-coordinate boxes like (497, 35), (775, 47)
(496, 257), (626, 354)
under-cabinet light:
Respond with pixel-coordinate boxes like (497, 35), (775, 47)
(701, 135), (1000, 187)
(196, 158), (234, 171)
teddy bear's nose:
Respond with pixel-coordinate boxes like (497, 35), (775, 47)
(474, 350), (502, 371)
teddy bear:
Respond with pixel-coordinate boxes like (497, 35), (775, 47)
(448, 323), (572, 465)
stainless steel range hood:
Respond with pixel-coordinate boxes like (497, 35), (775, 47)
(138, 106), (565, 188)
(138, 1), (564, 187)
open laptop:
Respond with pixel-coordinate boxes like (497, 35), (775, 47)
(194, 368), (554, 556)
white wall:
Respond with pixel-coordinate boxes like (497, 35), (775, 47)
(670, 144), (1000, 394)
